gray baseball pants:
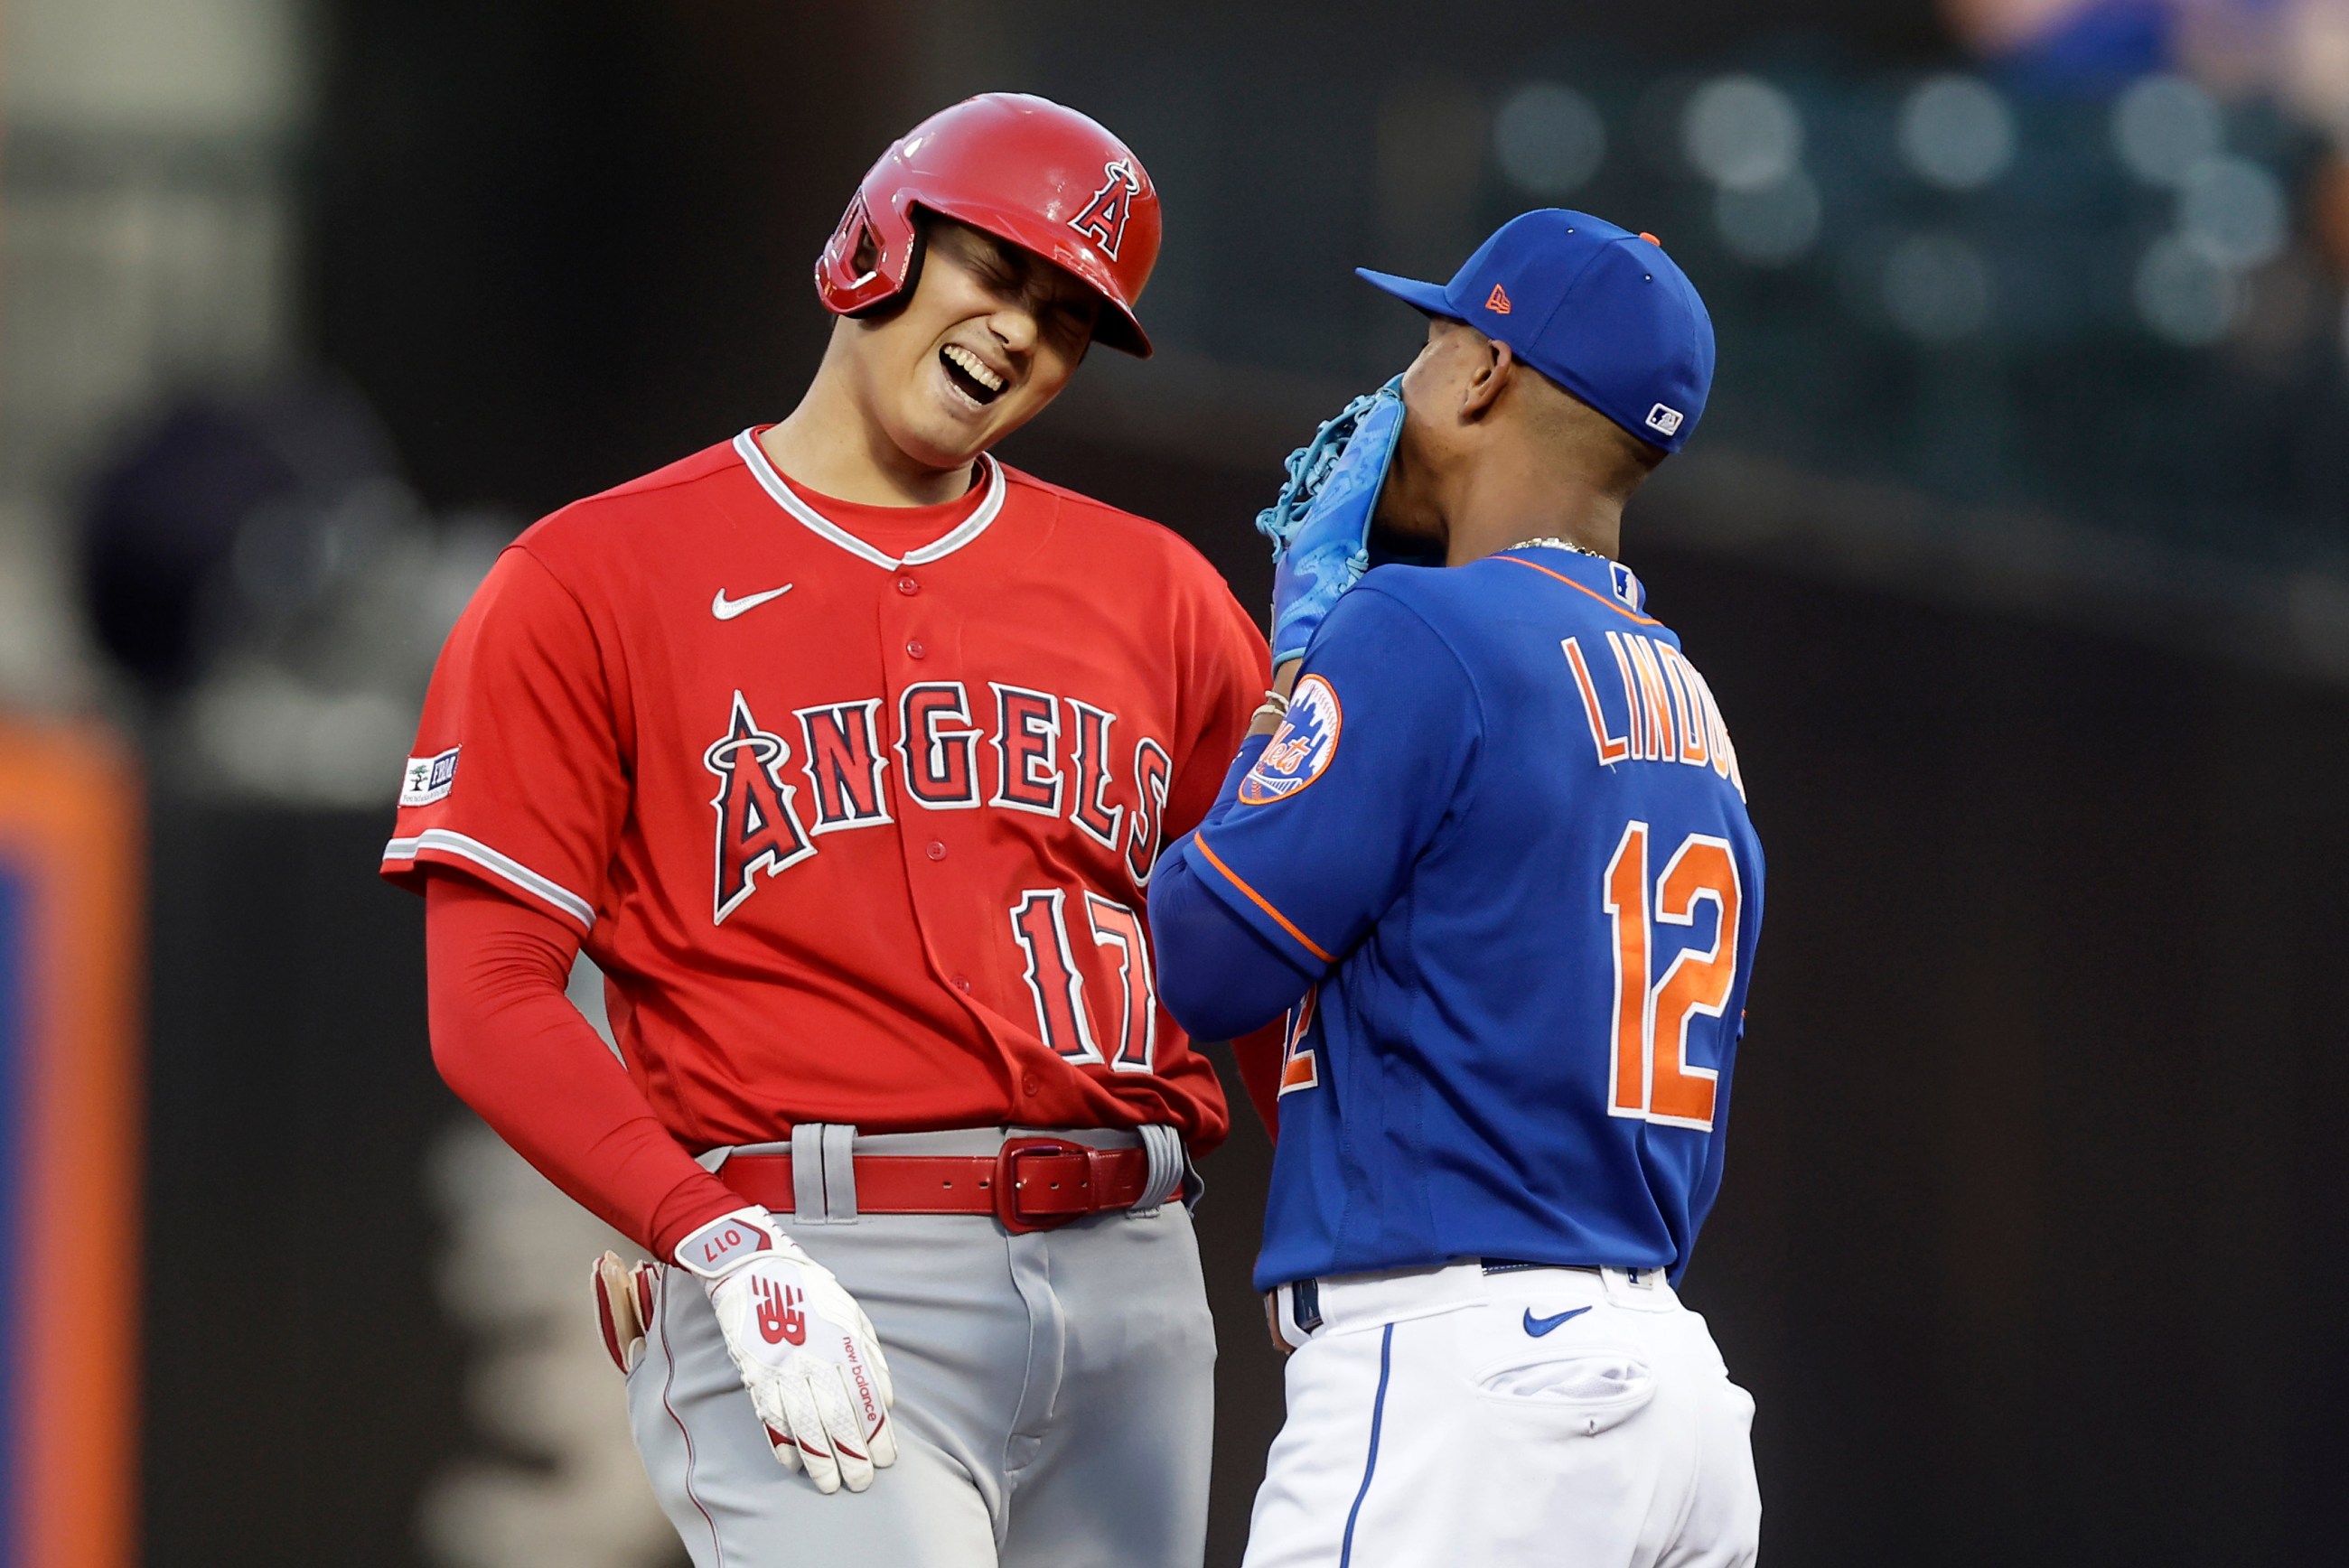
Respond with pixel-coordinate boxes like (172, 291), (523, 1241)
(626, 1126), (1216, 1568)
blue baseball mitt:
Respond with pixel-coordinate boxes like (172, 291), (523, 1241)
(1255, 375), (1406, 666)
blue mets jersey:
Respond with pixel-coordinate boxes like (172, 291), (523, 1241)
(1150, 546), (1764, 1291)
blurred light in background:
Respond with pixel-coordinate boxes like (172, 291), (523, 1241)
(1682, 75), (1806, 192)
(2135, 232), (2243, 342)
(1897, 75), (2017, 190)
(1716, 172), (1825, 266)
(1493, 82), (1607, 196)
(2111, 72), (2224, 184)
(1681, 75), (1823, 268)
(2176, 154), (2289, 267)
(1884, 232), (1998, 340)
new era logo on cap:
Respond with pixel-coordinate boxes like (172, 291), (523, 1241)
(1645, 403), (1684, 436)
(1485, 284), (1512, 314)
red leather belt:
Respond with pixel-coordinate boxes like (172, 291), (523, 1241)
(717, 1136), (1153, 1235)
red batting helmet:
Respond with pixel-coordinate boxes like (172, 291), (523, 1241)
(815, 93), (1161, 357)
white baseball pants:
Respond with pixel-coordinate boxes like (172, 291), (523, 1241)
(1244, 1260), (1760, 1568)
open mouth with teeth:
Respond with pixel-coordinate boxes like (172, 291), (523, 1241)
(941, 343), (1007, 406)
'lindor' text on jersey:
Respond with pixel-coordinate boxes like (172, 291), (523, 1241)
(703, 681), (1172, 924)
(1563, 631), (1745, 798)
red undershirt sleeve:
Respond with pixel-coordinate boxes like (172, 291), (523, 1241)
(425, 873), (743, 1259)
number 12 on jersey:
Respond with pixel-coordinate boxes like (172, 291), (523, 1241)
(1603, 821), (1742, 1133)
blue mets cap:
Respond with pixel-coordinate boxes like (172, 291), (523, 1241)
(1356, 210), (1716, 453)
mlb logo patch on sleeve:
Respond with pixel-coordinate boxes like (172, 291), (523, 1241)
(399, 746), (460, 807)
(1609, 561), (1646, 613)
(1240, 676), (1342, 805)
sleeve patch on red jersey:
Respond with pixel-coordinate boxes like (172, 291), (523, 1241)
(399, 746), (460, 807)
(1240, 676), (1342, 805)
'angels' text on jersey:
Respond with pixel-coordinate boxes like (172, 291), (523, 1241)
(707, 682), (1171, 924)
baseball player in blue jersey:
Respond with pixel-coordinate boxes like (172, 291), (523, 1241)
(1150, 210), (1764, 1567)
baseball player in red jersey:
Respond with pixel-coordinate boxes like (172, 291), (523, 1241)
(382, 94), (1275, 1567)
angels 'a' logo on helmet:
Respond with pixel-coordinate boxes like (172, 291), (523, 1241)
(1240, 675), (1343, 806)
(1068, 159), (1143, 260)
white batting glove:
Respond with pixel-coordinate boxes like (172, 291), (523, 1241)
(675, 1207), (898, 1493)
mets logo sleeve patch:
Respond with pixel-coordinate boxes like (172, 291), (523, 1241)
(1186, 587), (1480, 972)
(1240, 675), (1342, 804)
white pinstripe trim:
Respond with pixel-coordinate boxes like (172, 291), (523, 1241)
(382, 829), (596, 929)
(732, 427), (1005, 570)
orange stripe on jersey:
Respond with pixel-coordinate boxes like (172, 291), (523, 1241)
(1193, 832), (1335, 964)
(1497, 554), (1661, 625)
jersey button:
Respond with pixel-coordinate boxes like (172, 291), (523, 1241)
(952, 975), (973, 994)
(895, 574), (920, 596)
(906, 639), (927, 659)
(926, 840), (947, 861)
(1021, 1072), (1042, 1097)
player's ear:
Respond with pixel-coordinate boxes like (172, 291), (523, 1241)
(1458, 336), (1511, 423)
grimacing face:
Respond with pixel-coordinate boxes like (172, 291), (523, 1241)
(842, 218), (1102, 472)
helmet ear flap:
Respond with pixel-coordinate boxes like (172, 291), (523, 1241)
(838, 212), (928, 323)
(816, 191), (927, 319)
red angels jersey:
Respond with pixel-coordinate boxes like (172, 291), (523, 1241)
(382, 429), (1270, 1153)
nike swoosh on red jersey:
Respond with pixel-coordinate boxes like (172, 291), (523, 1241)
(712, 584), (794, 620)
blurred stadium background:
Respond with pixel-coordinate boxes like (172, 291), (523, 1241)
(4, 0), (2347, 1563)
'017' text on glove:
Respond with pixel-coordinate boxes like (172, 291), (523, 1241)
(676, 1206), (899, 1494)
